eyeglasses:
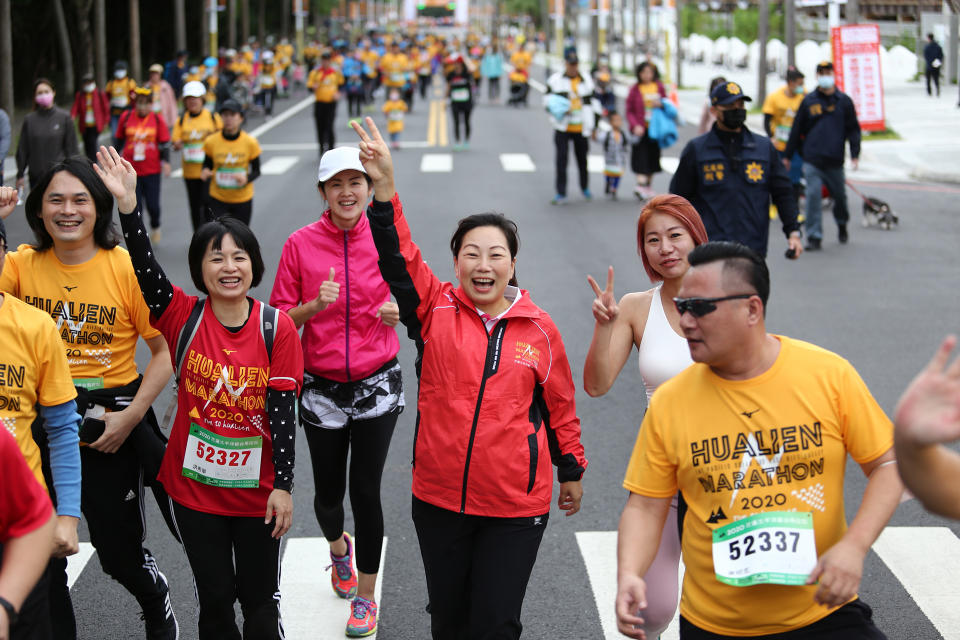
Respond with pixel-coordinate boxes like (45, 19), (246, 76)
(673, 294), (755, 318)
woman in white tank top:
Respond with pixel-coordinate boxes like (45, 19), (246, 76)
(583, 194), (708, 639)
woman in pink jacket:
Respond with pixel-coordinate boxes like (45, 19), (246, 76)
(269, 146), (402, 638)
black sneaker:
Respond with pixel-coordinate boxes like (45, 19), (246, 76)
(140, 571), (179, 640)
(838, 224), (848, 244)
(805, 238), (822, 251)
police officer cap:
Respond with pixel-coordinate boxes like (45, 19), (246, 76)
(710, 81), (752, 106)
(816, 60), (835, 73)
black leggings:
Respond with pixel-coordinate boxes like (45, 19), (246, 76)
(303, 409), (399, 574)
(135, 172), (162, 229)
(207, 197), (252, 226)
(184, 178), (208, 231)
(313, 101), (337, 154)
(451, 102), (473, 142)
(171, 501), (282, 640)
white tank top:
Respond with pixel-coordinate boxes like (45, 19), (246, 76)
(637, 285), (694, 401)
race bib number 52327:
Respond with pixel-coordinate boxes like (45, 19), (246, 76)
(712, 511), (817, 586)
(182, 423), (262, 488)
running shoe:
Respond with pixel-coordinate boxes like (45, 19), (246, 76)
(150, 228), (162, 244)
(583, 189), (593, 201)
(345, 596), (378, 637)
(633, 185), (647, 201)
(550, 194), (567, 205)
(140, 569), (179, 640)
(327, 532), (358, 599)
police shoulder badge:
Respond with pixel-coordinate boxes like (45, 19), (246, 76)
(745, 161), (764, 183)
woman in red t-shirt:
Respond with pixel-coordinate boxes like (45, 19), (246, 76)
(116, 87), (171, 244)
(94, 146), (303, 640)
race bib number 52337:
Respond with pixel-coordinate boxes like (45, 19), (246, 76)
(182, 423), (262, 488)
(712, 511), (817, 586)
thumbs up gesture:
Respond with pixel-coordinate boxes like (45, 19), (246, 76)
(312, 267), (341, 312)
(586, 266), (619, 325)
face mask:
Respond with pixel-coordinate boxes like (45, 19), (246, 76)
(35, 93), (54, 108)
(720, 107), (746, 129)
(793, 84), (804, 95)
(84, 83), (96, 93)
(818, 75), (835, 90)
(114, 70), (126, 79)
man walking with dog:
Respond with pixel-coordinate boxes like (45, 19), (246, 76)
(783, 61), (861, 251)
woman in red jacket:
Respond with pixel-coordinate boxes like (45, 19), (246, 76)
(70, 73), (110, 161)
(269, 146), (403, 638)
(353, 117), (587, 640)
(625, 62), (667, 201)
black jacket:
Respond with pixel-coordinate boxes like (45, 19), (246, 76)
(784, 89), (860, 170)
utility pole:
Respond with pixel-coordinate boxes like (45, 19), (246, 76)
(785, 0), (795, 68)
(591, 0), (599, 61)
(675, 0), (683, 88)
(847, 0), (858, 23)
(631, 0), (638, 70)
(295, 0), (305, 64)
(758, 0), (768, 104)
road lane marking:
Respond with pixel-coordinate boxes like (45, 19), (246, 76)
(260, 156), (299, 175)
(500, 153), (537, 172)
(575, 531), (683, 640)
(421, 154), (452, 172)
(170, 169), (183, 178)
(872, 527), (960, 639)
(427, 100), (437, 147)
(280, 537), (387, 639)
(248, 95), (316, 139)
(66, 542), (96, 590)
(437, 101), (448, 148)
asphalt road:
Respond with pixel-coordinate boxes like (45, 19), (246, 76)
(5, 73), (960, 640)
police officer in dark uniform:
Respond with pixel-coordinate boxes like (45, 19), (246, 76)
(669, 81), (802, 259)
(784, 61), (860, 251)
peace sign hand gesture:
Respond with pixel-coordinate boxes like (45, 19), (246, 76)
(895, 335), (960, 447)
(587, 266), (619, 325)
(350, 117), (396, 202)
(93, 146), (138, 214)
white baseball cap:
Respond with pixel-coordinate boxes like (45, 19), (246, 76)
(182, 81), (206, 98)
(317, 147), (367, 183)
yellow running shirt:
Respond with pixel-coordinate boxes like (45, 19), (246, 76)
(383, 100), (408, 134)
(623, 336), (892, 636)
(172, 109), (223, 180)
(203, 130), (261, 204)
(0, 293), (77, 486)
(1, 245), (161, 390)
(380, 53), (410, 88)
(307, 67), (344, 103)
(763, 85), (805, 152)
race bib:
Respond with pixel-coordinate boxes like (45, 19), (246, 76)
(215, 167), (246, 189)
(389, 72), (406, 84)
(133, 142), (146, 162)
(712, 511), (818, 587)
(85, 110), (95, 126)
(387, 110), (404, 121)
(568, 109), (583, 126)
(183, 142), (205, 164)
(451, 87), (470, 102)
(110, 96), (128, 108)
(73, 377), (104, 391)
(152, 100), (162, 112)
(182, 423), (262, 488)
(775, 124), (792, 143)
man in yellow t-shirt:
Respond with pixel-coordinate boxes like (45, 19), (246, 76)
(763, 66), (806, 197)
(201, 99), (261, 225)
(307, 52), (344, 156)
(616, 242), (900, 640)
(1, 160), (180, 638)
(105, 61), (138, 144)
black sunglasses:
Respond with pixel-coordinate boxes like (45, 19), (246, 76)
(673, 294), (755, 318)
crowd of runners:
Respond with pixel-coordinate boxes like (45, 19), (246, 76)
(0, 22), (959, 640)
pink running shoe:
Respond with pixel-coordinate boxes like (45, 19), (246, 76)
(345, 596), (378, 637)
(326, 532), (358, 599)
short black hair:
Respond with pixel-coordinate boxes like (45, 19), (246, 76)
(188, 217), (265, 294)
(709, 76), (727, 94)
(636, 61), (660, 82)
(786, 67), (805, 82)
(687, 241), (770, 312)
(25, 156), (121, 252)
(450, 212), (520, 287)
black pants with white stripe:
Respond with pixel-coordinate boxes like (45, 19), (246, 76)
(171, 501), (283, 640)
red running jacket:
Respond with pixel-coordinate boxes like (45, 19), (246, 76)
(367, 194), (587, 517)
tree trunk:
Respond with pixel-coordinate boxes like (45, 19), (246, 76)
(0, 0), (12, 123)
(129, 0), (141, 81)
(258, 0), (265, 43)
(94, 0), (106, 87)
(201, 0), (209, 59)
(228, 0), (237, 49)
(72, 0), (95, 80)
(174, 0), (186, 52)
(785, 0), (795, 68)
(53, 0), (76, 94)
(241, 0), (249, 43)
(757, 0), (768, 104)
(281, 0), (290, 39)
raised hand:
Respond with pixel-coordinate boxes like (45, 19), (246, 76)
(93, 146), (138, 214)
(350, 116), (394, 197)
(894, 335), (960, 447)
(0, 185), (18, 220)
(587, 266), (619, 325)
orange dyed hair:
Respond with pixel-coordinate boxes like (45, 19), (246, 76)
(636, 194), (709, 282)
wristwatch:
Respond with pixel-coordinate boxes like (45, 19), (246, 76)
(0, 595), (18, 627)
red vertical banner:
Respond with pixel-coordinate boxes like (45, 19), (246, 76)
(831, 24), (885, 132)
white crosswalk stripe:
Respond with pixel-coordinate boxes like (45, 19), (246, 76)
(420, 154), (453, 173)
(280, 536), (387, 639)
(588, 154), (605, 174)
(260, 156), (300, 175)
(66, 542), (96, 590)
(576, 526), (960, 640)
(500, 153), (537, 172)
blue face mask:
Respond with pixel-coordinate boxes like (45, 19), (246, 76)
(818, 75), (835, 90)
(794, 84), (805, 95)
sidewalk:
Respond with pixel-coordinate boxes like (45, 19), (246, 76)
(539, 49), (960, 184)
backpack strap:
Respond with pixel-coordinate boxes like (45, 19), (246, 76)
(259, 302), (279, 362)
(174, 298), (206, 383)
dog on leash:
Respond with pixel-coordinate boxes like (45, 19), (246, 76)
(861, 196), (898, 230)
